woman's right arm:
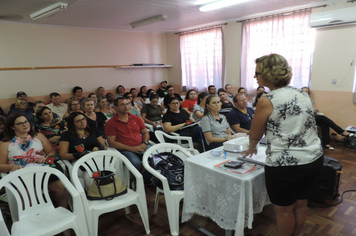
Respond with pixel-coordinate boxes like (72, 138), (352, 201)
(0, 142), (21, 172)
(59, 141), (75, 160)
(163, 122), (185, 133)
(141, 113), (156, 127)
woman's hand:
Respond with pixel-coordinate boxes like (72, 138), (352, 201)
(93, 147), (99, 152)
(152, 122), (157, 129)
(242, 147), (258, 158)
(37, 157), (48, 164)
(11, 165), (22, 172)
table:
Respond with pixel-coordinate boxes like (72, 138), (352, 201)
(182, 145), (270, 236)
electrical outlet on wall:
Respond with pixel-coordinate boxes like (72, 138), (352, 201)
(332, 78), (337, 84)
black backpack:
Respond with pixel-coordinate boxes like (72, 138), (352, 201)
(149, 152), (184, 190)
(344, 134), (356, 149)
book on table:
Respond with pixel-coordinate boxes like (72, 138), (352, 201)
(236, 146), (267, 166)
(214, 160), (261, 175)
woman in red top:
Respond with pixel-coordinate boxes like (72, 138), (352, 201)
(181, 89), (197, 115)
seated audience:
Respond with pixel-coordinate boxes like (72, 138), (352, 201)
(106, 92), (115, 108)
(225, 84), (235, 102)
(208, 85), (217, 95)
(7, 98), (34, 121)
(82, 98), (107, 137)
(0, 113), (69, 208)
(0, 116), (6, 140)
(96, 86), (106, 97)
(141, 93), (165, 129)
(130, 88), (144, 107)
(238, 87), (253, 107)
(138, 86), (148, 101)
(115, 85), (125, 99)
(47, 92), (68, 119)
(201, 95), (232, 150)
(88, 93), (98, 107)
(181, 89), (197, 115)
(252, 91), (268, 109)
(227, 93), (254, 134)
(192, 92), (209, 122)
(144, 89), (156, 104)
(218, 88), (234, 109)
(63, 98), (83, 120)
(95, 96), (116, 120)
(105, 97), (151, 183)
(30, 100), (46, 125)
(163, 85), (183, 108)
(302, 86), (350, 150)
(124, 92), (141, 116)
(10, 91), (34, 110)
(156, 81), (167, 98)
(70, 86), (85, 104)
(251, 86), (265, 105)
(0, 107), (5, 117)
(162, 97), (201, 145)
(59, 112), (106, 162)
(35, 107), (64, 153)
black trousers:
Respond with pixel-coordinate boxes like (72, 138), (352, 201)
(315, 115), (344, 146)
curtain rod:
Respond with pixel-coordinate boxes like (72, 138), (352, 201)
(236, 4), (327, 23)
(175, 23), (227, 35)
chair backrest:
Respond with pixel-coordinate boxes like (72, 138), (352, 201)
(0, 166), (74, 221)
(71, 150), (141, 194)
(155, 130), (194, 148)
(143, 143), (193, 162)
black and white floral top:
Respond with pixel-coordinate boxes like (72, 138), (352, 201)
(265, 86), (323, 167)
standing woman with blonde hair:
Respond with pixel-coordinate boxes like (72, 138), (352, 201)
(244, 54), (323, 236)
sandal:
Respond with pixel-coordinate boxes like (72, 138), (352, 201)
(325, 145), (334, 150)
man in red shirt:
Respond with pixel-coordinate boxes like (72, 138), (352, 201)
(105, 97), (150, 176)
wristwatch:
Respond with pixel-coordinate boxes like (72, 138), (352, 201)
(143, 141), (149, 145)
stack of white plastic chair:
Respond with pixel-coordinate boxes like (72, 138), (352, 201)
(71, 150), (150, 236)
(0, 166), (89, 236)
(142, 143), (192, 236)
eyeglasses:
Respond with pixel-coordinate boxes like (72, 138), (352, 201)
(75, 117), (86, 123)
(118, 102), (131, 107)
(255, 72), (262, 76)
(19, 102), (27, 105)
(14, 120), (29, 127)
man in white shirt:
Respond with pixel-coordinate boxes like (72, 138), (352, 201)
(47, 92), (68, 119)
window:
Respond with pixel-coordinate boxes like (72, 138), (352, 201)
(241, 10), (315, 93)
(180, 27), (224, 91)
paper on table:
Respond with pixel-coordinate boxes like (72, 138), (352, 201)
(237, 146), (266, 166)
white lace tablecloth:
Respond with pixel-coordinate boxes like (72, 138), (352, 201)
(182, 146), (270, 236)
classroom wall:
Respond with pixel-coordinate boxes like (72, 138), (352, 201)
(0, 22), (169, 112)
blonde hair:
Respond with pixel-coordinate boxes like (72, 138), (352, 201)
(15, 98), (27, 110)
(255, 53), (292, 88)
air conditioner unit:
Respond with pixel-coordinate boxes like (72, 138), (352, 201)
(310, 6), (356, 28)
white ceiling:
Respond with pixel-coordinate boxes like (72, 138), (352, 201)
(0, 0), (337, 33)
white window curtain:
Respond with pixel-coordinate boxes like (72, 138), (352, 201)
(180, 27), (224, 92)
(241, 10), (315, 93)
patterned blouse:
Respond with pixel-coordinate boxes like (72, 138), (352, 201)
(265, 86), (323, 167)
(8, 135), (45, 165)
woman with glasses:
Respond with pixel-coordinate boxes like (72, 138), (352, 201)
(95, 96), (116, 120)
(201, 95), (232, 150)
(35, 107), (64, 153)
(162, 97), (201, 145)
(124, 92), (141, 116)
(82, 98), (107, 137)
(7, 98), (34, 120)
(0, 113), (69, 208)
(244, 54), (323, 236)
(62, 98), (83, 120)
(59, 112), (106, 162)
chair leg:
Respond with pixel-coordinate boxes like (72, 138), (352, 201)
(89, 214), (100, 236)
(135, 202), (150, 235)
(153, 188), (161, 215)
(165, 200), (180, 236)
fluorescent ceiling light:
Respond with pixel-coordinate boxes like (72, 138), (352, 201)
(199, 0), (252, 12)
(30, 2), (68, 20)
(130, 15), (167, 28)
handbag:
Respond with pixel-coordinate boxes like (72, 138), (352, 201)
(87, 170), (127, 200)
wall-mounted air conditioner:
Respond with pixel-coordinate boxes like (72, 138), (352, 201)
(310, 6), (356, 28)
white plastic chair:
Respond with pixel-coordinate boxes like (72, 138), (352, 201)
(71, 150), (150, 236)
(142, 143), (193, 236)
(0, 166), (89, 236)
(154, 130), (199, 155)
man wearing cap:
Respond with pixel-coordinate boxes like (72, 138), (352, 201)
(10, 91), (34, 110)
(156, 81), (167, 98)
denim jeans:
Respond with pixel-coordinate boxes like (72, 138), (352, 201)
(120, 150), (152, 184)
